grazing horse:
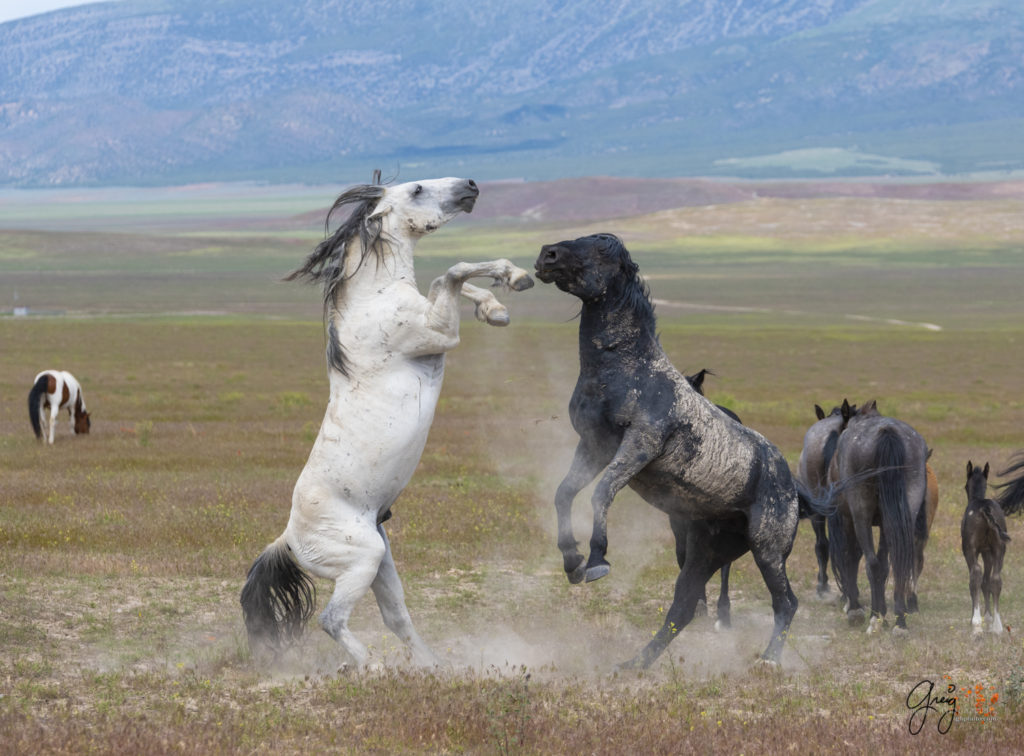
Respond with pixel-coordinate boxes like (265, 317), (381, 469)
(28, 370), (90, 444)
(240, 175), (533, 668)
(535, 233), (823, 668)
(961, 461), (1010, 634)
(826, 400), (927, 634)
(796, 403), (853, 598)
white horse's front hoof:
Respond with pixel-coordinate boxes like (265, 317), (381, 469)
(476, 301), (510, 326)
(509, 269), (534, 292)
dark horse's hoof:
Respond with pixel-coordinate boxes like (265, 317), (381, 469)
(564, 553), (586, 584)
(568, 562), (587, 584)
(585, 564), (610, 582)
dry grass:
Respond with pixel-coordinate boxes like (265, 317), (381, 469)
(3, 186), (1024, 753)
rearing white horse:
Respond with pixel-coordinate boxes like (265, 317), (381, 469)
(241, 176), (533, 668)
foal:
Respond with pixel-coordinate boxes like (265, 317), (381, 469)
(961, 461), (1010, 634)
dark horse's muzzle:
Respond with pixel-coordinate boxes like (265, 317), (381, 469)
(534, 243), (566, 283)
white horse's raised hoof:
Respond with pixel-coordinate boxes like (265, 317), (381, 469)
(241, 175), (532, 670)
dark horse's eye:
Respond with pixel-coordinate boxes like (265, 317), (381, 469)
(412, 184), (423, 197)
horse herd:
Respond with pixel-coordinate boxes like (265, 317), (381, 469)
(28, 176), (1024, 672)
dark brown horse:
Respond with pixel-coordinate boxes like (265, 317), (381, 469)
(961, 461), (1010, 634)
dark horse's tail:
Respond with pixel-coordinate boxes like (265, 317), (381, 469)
(995, 452), (1024, 517)
(240, 535), (317, 654)
(875, 428), (915, 601)
(27, 374), (48, 439)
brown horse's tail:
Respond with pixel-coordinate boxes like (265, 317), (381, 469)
(27, 374), (48, 439)
(240, 535), (317, 654)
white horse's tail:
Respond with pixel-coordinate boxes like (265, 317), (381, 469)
(240, 535), (317, 653)
(27, 374), (49, 439)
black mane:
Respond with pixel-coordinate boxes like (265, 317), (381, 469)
(601, 234), (655, 326)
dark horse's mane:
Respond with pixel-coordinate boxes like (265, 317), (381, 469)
(600, 234), (656, 330)
(285, 171), (392, 374)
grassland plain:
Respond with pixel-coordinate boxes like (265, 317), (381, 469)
(2, 184), (1024, 753)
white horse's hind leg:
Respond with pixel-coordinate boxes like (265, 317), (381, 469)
(318, 526), (387, 669)
(371, 527), (439, 666)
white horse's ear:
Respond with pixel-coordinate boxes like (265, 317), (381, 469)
(368, 202), (393, 221)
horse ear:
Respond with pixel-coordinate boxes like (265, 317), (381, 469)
(815, 404), (825, 420)
(967, 460), (973, 477)
(983, 462), (990, 478)
(841, 399), (851, 421)
(367, 201), (393, 221)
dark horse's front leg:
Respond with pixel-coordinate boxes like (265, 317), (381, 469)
(554, 444), (606, 584)
(586, 434), (661, 583)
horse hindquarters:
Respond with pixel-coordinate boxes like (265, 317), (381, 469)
(875, 429), (915, 629)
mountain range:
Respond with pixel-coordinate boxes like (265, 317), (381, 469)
(1, 0), (1022, 187)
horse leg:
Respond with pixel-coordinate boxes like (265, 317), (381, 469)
(425, 259), (533, 327)
(966, 548), (984, 633)
(47, 403), (58, 444)
(831, 509), (865, 624)
(585, 431), (662, 582)
(981, 550), (995, 630)
(812, 514), (831, 598)
(668, 516), (712, 621)
(458, 282), (512, 326)
(370, 526), (439, 666)
(716, 563), (732, 630)
(990, 549), (1005, 634)
(555, 442), (606, 584)
(622, 520), (747, 669)
(318, 525), (387, 669)
(852, 516), (886, 634)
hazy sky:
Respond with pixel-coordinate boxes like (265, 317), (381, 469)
(0, 0), (103, 25)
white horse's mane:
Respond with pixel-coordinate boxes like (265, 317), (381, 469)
(285, 180), (393, 374)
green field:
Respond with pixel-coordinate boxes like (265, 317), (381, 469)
(2, 184), (1024, 752)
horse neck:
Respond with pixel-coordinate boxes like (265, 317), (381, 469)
(338, 233), (417, 298)
(578, 295), (660, 365)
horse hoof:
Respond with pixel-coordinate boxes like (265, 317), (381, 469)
(714, 618), (731, 632)
(892, 625), (909, 638)
(866, 616), (885, 635)
(476, 302), (510, 326)
(510, 273), (535, 292)
(753, 657), (781, 673)
(846, 608), (866, 627)
(585, 564), (610, 582)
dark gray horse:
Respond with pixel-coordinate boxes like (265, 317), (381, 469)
(826, 400), (927, 633)
(796, 403), (852, 598)
(534, 233), (824, 668)
(961, 461), (1011, 634)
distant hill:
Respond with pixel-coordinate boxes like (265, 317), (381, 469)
(1, 0), (1022, 187)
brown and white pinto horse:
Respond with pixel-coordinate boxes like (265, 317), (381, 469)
(28, 370), (90, 444)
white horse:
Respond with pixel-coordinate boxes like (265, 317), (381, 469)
(241, 175), (533, 668)
(28, 369), (91, 443)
